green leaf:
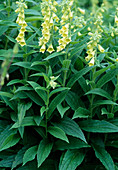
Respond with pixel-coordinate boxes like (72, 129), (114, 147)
(53, 116), (87, 143)
(0, 126), (19, 151)
(93, 144), (115, 170)
(25, 91), (44, 106)
(85, 88), (112, 100)
(23, 145), (38, 166)
(79, 120), (118, 133)
(59, 149), (85, 170)
(65, 91), (85, 110)
(93, 64), (114, 79)
(67, 66), (92, 87)
(15, 86), (33, 93)
(27, 81), (47, 103)
(34, 115), (43, 126)
(37, 139), (53, 167)
(72, 107), (90, 119)
(0, 155), (15, 168)
(49, 87), (70, 98)
(57, 103), (70, 118)
(47, 90), (69, 119)
(93, 100), (118, 107)
(70, 43), (86, 57)
(18, 102), (32, 126)
(44, 52), (65, 61)
(107, 141), (118, 148)
(48, 126), (69, 143)
(12, 146), (29, 169)
(0, 26), (8, 36)
(0, 91), (13, 98)
(7, 79), (24, 86)
(97, 68), (118, 88)
(54, 136), (90, 151)
(11, 116), (37, 128)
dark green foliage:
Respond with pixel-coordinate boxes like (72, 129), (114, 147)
(0, 0), (118, 169)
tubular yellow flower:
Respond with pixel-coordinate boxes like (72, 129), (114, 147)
(78, 7), (85, 15)
(115, 15), (118, 24)
(47, 44), (55, 53)
(98, 44), (105, 52)
(116, 58), (118, 62)
(39, 0), (59, 53)
(40, 44), (46, 53)
(15, 0), (27, 47)
(88, 57), (94, 66)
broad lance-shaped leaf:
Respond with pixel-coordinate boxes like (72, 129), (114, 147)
(93, 100), (118, 107)
(18, 102), (32, 126)
(0, 125), (19, 151)
(79, 120), (118, 133)
(54, 136), (90, 151)
(0, 91), (13, 98)
(23, 145), (38, 165)
(27, 81), (47, 103)
(67, 66), (92, 87)
(48, 126), (69, 143)
(0, 155), (16, 168)
(12, 146), (29, 169)
(59, 149), (85, 170)
(85, 88), (112, 100)
(57, 103), (70, 118)
(44, 52), (65, 60)
(72, 107), (90, 119)
(53, 116), (87, 143)
(37, 139), (53, 167)
(47, 90), (69, 119)
(97, 68), (118, 88)
(92, 144), (115, 170)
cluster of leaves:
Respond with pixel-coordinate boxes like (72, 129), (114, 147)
(0, 0), (118, 169)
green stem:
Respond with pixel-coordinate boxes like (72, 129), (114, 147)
(8, 0), (11, 16)
(62, 46), (69, 87)
(111, 74), (118, 114)
(45, 89), (49, 138)
(63, 71), (67, 87)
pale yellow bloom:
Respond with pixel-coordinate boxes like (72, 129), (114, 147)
(78, 7), (85, 15)
(47, 44), (55, 53)
(49, 80), (57, 89)
(98, 44), (105, 52)
(115, 15), (118, 24)
(40, 44), (46, 53)
(88, 57), (94, 66)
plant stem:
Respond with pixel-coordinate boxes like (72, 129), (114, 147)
(45, 89), (49, 138)
(111, 74), (118, 114)
(62, 46), (69, 87)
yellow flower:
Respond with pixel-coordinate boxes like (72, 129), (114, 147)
(20, 27), (26, 33)
(85, 55), (92, 62)
(16, 36), (21, 42)
(38, 37), (43, 46)
(115, 15), (118, 24)
(49, 80), (57, 89)
(116, 58), (118, 62)
(19, 38), (26, 46)
(57, 46), (62, 52)
(40, 44), (46, 53)
(64, 37), (71, 44)
(47, 44), (55, 53)
(78, 7), (85, 15)
(78, 32), (82, 36)
(111, 32), (114, 37)
(98, 44), (105, 52)
(49, 17), (53, 27)
(88, 57), (94, 66)
(54, 26), (58, 31)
